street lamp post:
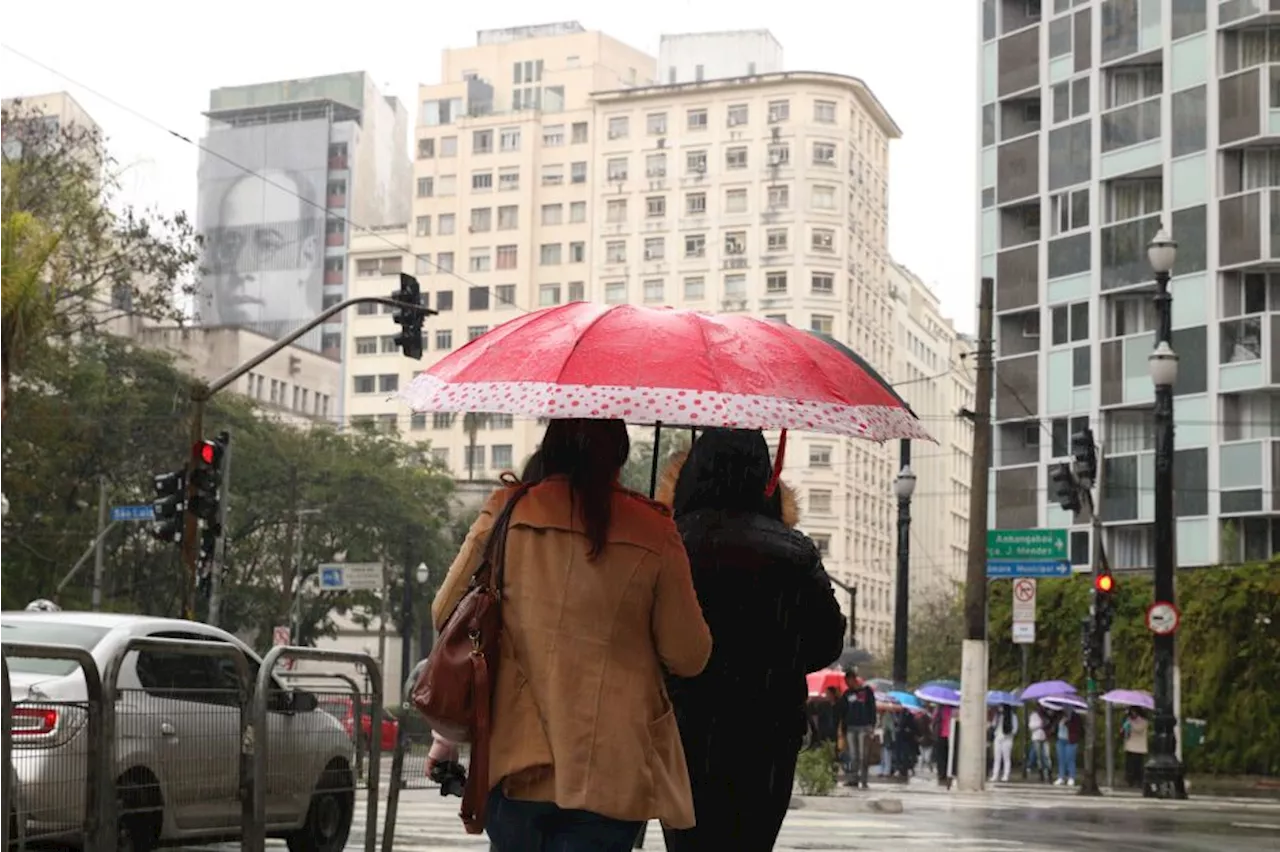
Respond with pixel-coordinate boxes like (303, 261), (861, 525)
(891, 441), (917, 688)
(400, 557), (430, 689)
(1144, 227), (1187, 799)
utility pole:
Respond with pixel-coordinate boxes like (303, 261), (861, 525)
(208, 438), (232, 627)
(1077, 430), (1103, 797)
(957, 276), (994, 792)
(891, 439), (916, 687)
(1095, 444), (1115, 790)
(400, 527), (415, 691)
(378, 555), (390, 684)
(281, 467), (300, 638)
(92, 476), (107, 611)
(830, 576), (858, 651)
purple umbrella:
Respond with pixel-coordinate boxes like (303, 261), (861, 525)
(1041, 694), (1088, 711)
(1101, 689), (1154, 710)
(1021, 680), (1078, 701)
(915, 685), (961, 707)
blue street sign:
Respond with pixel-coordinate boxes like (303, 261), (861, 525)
(986, 560), (1072, 579)
(111, 505), (155, 522)
(319, 566), (346, 590)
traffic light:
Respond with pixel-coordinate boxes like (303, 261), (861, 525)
(391, 272), (425, 360)
(1071, 428), (1098, 484)
(1094, 568), (1116, 631)
(190, 431), (229, 522)
(1049, 462), (1081, 513)
(1080, 616), (1102, 671)
(151, 471), (186, 543)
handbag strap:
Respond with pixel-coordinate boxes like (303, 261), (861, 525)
(476, 484), (531, 593)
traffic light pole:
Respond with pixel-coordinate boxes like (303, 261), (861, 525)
(179, 294), (437, 620)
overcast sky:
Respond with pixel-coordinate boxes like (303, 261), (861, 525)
(2, 0), (978, 331)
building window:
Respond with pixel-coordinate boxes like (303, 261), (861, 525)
(685, 234), (706, 258)
(473, 129), (493, 154)
(492, 444), (514, 470)
(683, 276), (706, 300)
(810, 314), (834, 335)
(725, 147), (747, 169)
(686, 150), (707, 174)
(469, 287), (490, 311)
(569, 241), (585, 262)
(606, 240), (627, 263)
(468, 325), (489, 341)
(607, 199), (628, 223)
(495, 284), (515, 307)
(436, 291), (454, 311)
(499, 169), (520, 191)
(418, 138), (435, 158)
(568, 281), (585, 300)
(469, 247), (491, 273)
(543, 125), (565, 147)
(809, 444), (832, 467)
(470, 207), (492, 232)
(646, 153), (667, 178)
(686, 192), (707, 215)
(644, 237), (665, 261)
(726, 104), (748, 126)
(647, 112), (667, 134)
(499, 128), (520, 151)
(415, 215), (431, 237)
(766, 228), (788, 251)
(572, 122), (589, 143)
(570, 201), (586, 222)
(416, 177), (433, 198)
(811, 272), (835, 294)
(812, 185), (837, 210)
(472, 171), (493, 191)
(378, 374), (399, 393)
(436, 175), (457, 196)
(604, 282), (626, 304)
(380, 335), (398, 354)
(355, 336), (377, 355)
(432, 412), (455, 429)
(725, 189), (747, 213)
(608, 116), (629, 139)
(768, 100), (790, 123)
(767, 143), (790, 166)
(725, 231), (746, 255)
(496, 245), (518, 269)
(353, 375), (375, 394)
(814, 100), (836, 123)
(766, 271), (787, 293)
(643, 279), (664, 303)
(812, 534), (830, 556)
(437, 252), (454, 272)
(646, 196), (666, 218)
(607, 157), (629, 181)
(687, 109), (708, 130)
(724, 274), (747, 297)
(540, 243), (563, 265)
(435, 329), (453, 350)
(768, 185), (790, 209)
(809, 489), (833, 514)
(498, 205), (519, 230)
(811, 228), (835, 252)
(438, 213), (456, 236)
(812, 142), (837, 166)
(542, 204), (563, 225)
(540, 283), (562, 306)
(440, 136), (457, 156)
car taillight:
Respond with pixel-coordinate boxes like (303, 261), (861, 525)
(12, 706), (58, 736)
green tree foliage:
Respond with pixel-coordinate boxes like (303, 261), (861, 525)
(906, 586), (965, 683)
(620, 429), (692, 496)
(1, 333), (455, 649)
(984, 561), (1280, 775)
(0, 100), (200, 420)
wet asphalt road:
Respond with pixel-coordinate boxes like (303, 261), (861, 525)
(177, 784), (1280, 851)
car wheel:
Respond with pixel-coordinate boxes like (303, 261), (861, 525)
(116, 769), (163, 852)
(287, 760), (354, 852)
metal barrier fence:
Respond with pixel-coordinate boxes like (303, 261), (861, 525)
(278, 670), (371, 784)
(2, 642), (106, 851)
(5, 638), (383, 852)
(248, 645), (382, 852)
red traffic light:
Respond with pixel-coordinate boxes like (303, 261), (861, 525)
(1095, 573), (1115, 594)
(195, 441), (217, 466)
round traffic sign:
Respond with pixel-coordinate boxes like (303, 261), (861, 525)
(1014, 579), (1036, 602)
(1146, 601), (1181, 635)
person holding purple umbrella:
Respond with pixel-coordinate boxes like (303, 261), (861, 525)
(1054, 708), (1084, 786)
(1122, 707), (1150, 787)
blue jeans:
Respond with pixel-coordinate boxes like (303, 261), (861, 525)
(486, 786), (643, 852)
(1056, 740), (1077, 781)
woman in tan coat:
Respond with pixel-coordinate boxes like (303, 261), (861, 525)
(431, 418), (712, 851)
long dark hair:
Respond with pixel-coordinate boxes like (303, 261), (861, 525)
(539, 419), (630, 560)
(672, 427), (782, 520)
(520, 450), (545, 483)
(1001, 704), (1014, 735)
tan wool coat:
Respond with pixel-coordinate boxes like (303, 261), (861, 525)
(432, 477), (713, 828)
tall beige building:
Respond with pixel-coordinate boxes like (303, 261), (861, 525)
(889, 262), (975, 610)
(345, 24), (904, 654)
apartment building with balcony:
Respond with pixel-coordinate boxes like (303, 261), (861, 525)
(345, 24), (903, 653)
(889, 262), (976, 606)
(981, 0), (1280, 570)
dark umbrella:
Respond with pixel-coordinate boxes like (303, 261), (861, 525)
(835, 646), (873, 669)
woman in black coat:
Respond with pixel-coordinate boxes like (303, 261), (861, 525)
(657, 428), (847, 852)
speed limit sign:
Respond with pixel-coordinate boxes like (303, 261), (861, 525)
(1146, 601), (1181, 635)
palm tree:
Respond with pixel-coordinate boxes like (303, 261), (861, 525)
(462, 413), (490, 481)
(1, 208), (61, 422)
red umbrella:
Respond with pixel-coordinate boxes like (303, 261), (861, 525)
(806, 669), (847, 698)
(400, 303), (931, 443)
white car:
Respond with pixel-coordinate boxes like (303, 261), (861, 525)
(3, 612), (356, 852)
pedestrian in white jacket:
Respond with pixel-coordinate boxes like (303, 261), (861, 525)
(990, 705), (1019, 783)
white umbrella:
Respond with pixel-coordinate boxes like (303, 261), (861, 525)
(1040, 694), (1088, 711)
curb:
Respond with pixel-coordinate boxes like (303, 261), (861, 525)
(790, 796), (904, 814)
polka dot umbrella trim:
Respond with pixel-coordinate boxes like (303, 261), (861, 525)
(399, 302), (935, 443)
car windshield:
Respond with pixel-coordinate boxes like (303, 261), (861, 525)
(1, 621), (110, 677)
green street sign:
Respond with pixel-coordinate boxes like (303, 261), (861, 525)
(986, 529), (1068, 561)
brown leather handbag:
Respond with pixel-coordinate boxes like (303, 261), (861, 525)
(411, 483), (529, 833)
